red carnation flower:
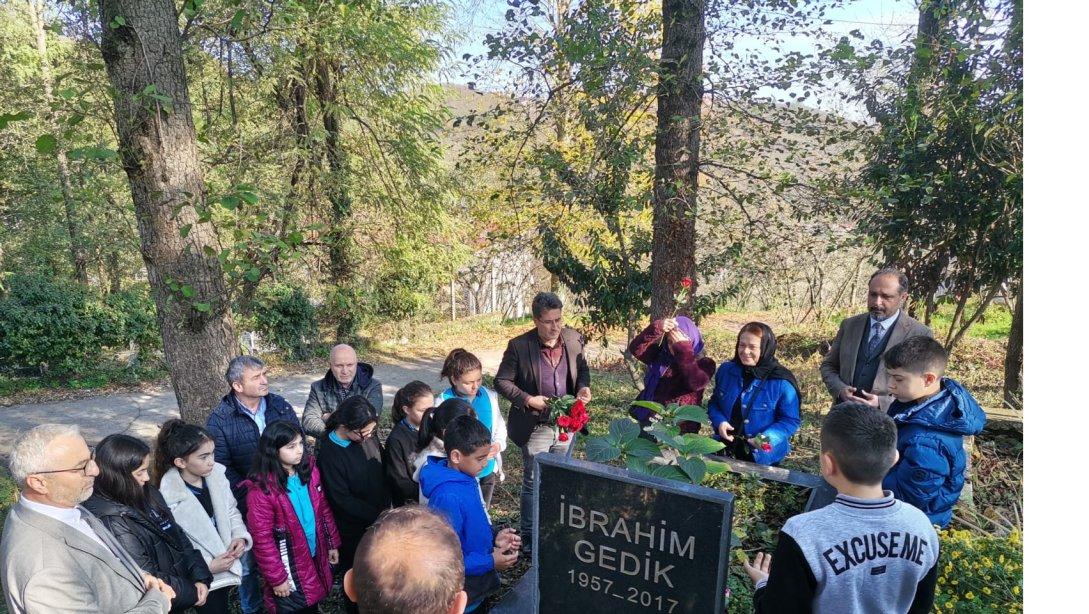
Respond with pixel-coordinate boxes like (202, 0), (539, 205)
(558, 432), (569, 442)
(761, 442), (772, 452)
(681, 276), (693, 289)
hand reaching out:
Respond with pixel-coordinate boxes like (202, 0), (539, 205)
(743, 552), (772, 585)
(494, 528), (522, 552)
(717, 422), (735, 442)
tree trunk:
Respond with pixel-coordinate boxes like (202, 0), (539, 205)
(28, 0), (88, 286)
(1003, 286), (1023, 410)
(315, 58), (356, 341)
(650, 0), (705, 319)
(98, 0), (236, 424)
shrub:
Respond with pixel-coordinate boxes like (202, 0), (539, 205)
(934, 529), (1022, 612)
(0, 274), (102, 372)
(101, 284), (160, 353)
(253, 283), (318, 359)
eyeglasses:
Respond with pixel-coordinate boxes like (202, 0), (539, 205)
(35, 447), (96, 476)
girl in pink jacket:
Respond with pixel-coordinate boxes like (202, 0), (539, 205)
(242, 421), (340, 614)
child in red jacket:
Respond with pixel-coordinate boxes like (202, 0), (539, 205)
(243, 421), (340, 614)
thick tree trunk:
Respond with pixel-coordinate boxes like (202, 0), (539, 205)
(650, 0), (705, 319)
(28, 0), (88, 285)
(98, 0), (236, 424)
(1003, 287), (1023, 410)
(315, 58), (356, 341)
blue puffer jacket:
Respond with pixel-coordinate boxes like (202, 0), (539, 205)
(706, 361), (801, 466)
(206, 392), (300, 493)
(883, 378), (986, 528)
(420, 457), (494, 577)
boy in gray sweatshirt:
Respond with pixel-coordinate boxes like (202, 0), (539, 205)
(743, 402), (939, 613)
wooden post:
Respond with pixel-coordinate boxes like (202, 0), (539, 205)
(450, 279), (456, 321)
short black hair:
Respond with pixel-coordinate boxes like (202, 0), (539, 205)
(869, 267), (910, 294)
(884, 336), (948, 377)
(531, 292), (563, 318)
(821, 403), (898, 486)
(442, 414), (492, 456)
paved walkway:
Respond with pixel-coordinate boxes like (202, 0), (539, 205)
(0, 349), (505, 458)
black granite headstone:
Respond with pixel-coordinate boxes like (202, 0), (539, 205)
(530, 454), (734, 613)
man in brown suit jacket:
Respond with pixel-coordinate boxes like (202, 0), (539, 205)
(820, 269), (933, 412)
(495, 292), (591, 547)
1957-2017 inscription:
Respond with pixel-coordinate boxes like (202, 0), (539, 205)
(567, 569), (680, 612)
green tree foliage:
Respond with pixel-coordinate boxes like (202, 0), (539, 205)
(252, 283), (318, 360)
(471, 0), (869, 340)
(491, 0), (659, 340)
(0, 1), (143, 291)
(0, 274), (109, 371)
(845, 0), (1022, 351)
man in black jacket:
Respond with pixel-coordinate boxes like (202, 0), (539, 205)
(301, 344), (384, 437)
(495, 292), (591, 548)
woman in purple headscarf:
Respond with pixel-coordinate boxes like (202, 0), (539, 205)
(627, 317), (717, 434)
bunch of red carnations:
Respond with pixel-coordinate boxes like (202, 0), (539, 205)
(547, 395), (591, 442)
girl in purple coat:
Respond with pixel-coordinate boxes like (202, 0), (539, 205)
(242, 421), (340, 614)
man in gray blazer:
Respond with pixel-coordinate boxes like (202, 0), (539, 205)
(1, 424), (174, 614)
(820, 269), (933, 412)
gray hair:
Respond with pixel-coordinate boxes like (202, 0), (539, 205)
(9, 424), (83, 487)
(870, 268), (910, 294)
(531, 292), (564, 319)
(225, 355), (266, 386)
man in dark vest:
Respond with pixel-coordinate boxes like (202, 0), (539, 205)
(495, 292), (591, 549)
(820, 268), (932, 412)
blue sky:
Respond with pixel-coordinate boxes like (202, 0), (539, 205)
(437, 0), (919, 118)
(440, 0), (919, 78)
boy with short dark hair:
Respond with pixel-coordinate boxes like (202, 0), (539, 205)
(744, 403), (939, 613)
(420, 415), (521, 612)
(882, 335), (986, 527)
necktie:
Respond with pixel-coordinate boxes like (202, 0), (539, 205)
(866, 322), (884, 360)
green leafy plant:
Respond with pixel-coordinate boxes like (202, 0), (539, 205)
(0, 274), (103, 372)
(584, 400), (727, 484)
(252, 284), (317, 360)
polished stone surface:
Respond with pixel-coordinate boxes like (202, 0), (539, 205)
(531, 454), (734, 613)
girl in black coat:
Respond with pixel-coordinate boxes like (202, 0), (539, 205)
(384, 380), (434, 505)
(315, 395), (392, 571)
(83, 434), (213, 613)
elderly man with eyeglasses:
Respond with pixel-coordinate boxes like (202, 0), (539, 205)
(1, 424), (175, 613)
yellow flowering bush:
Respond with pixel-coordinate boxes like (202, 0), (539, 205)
(935, 529), (1023, 612)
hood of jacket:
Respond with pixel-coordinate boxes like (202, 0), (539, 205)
(419, 456), (477, 500)
(893, 378), (986, 436)
(323, 362), (375, 392)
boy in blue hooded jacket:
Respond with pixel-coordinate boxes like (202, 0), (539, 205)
(421, 415), (520, 612)
(882, 336), (986, 527)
